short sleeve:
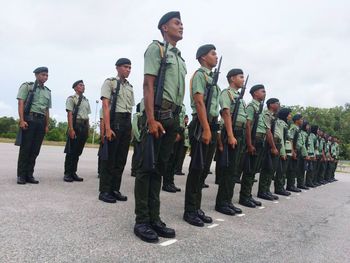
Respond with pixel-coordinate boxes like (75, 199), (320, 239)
(66, 97), (75, 112)
(100, 79), (113, 100)
(144, 43), (161, 76)
(17, 83), (30, 100)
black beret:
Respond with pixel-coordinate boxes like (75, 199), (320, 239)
(266, 98), (280, 106)
(249, 84), (265, 95)
(72, 80), (84, 89)
(311, 125), (319, 134)
(115, 58), (131, 66)
(292, 114), (303, 122)
(277, 107), (291, 120)
(158, 11), (181, 30)
(196, 44), (216, 59)
(33, 67), (48, 74)
(226, 69), (243, 79)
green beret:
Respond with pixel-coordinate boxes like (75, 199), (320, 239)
(249, 84), (264, 95)
(158, 11), (181, 30)
(196, 44), (216, 59)
(266, 98), (279, 106)
(292, 114), (303, 122)
(226, 69), (243, 80)
(115, 58), (131, 66)
(33, 67), (48, 74)
(72, 80), (84, 89)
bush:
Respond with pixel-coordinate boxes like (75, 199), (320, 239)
(45, 128), (64, 141)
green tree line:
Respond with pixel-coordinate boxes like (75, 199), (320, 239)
(1, 103), (350, 159)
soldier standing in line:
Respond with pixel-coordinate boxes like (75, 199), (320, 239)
(16, 67), (51, 185)
(64, 80), (91, 182)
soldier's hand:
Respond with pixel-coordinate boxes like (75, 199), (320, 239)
(228, 135), (237, 149)
(175, 133), (181, 142)
(281, 155), (287, 160)
(148, 119), (165, 139)
(69, 129), (76, 139)
(247, 144), (256, 155)
(305, 156), (310, 161)
(292, 151), (297, 160)
(106, 128), (116, 141)
(45, 126), (49, 134)
(19, 120), (28, 130)
(202, 128), (212, 145)
(271, 147), (279, 156)
(218, 144), (224, 152)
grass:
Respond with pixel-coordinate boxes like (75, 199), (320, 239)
(0, 137), (99, 148)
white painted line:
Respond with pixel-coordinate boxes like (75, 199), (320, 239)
(258, 206), (265, 209)
(303, 191), (307, 193)
(296, 193), (300, 196)
(215, 218), (225, 222)
(236, 213), (245, 217)
(273, 201), (279, 204)
(160, 239), (177, 246)
(286, 197), (291, 200)
(207, 223), (219, 229)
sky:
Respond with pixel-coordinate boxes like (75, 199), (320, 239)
(0, 0), (349, 124)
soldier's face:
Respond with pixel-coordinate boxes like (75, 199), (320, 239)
(75, 83), (85, 93)
(287, 113), (292, 121)
(233, 74), (245, 88)
(202, 50), (218, 68)
(35, 72), (48, 84)
(117, 64), (131, 78)
(184, 117), (189, 125)
(164, 18), (183, 41)
(254, 89), (266, 101)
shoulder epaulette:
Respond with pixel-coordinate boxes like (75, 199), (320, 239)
(106, 77), (117, 81)
(45, 87), (51, 92)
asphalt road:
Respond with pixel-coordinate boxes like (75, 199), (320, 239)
(0, 143), (349, 263)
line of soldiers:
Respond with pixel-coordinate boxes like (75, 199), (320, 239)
(15, 11), (340, 245)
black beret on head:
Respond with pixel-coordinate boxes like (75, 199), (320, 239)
(311, 125), (319, 134)
(301, 120), (309, 131)
(266, 98), (279, 106)
(277, 107), (291, 122)
(196, 44), (216, 59)
(33, 67), (48, 74)
(158, 11), (181, 29)
(226, 69), (243, 79)
(249, 84), (264, 95)
(115, 58), (131, 66)
(72, 80), (83, 89)
(292, 114), (303, 122)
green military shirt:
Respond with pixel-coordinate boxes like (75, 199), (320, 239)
(335, 142), (340, 159)
(313, 134), (320, 156)
(219, 87), (247, 125)
(190, 66), (220, 118)
(299, 130), (308, 157)
(99, 108), (103, 119)
(325, 141), (331, 158)
(144, 41), (186, 106)
(318, 137), (325, 157)
(246, 99), (267, 134)
(307, 133), (316, 157)
(289, 123), (307, 157)
(17, 82), (52, 115)
(276, 119), (290, 157)
(132, 112), (142, 142)
(184, 126), (190, 147)
(179, 104), (186, 129)
(100, 77), (134, 113)
(66, 93), (91, 120)
(331, 142), (338, 159)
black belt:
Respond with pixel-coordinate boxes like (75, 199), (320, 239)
(27, 112), (45, 119)
(192, 114), (218, 124)
(233, 121), (245, 130)
(161, 99), (182, 114)
(76, 119), (89, 125)
(256, 132), (266, 139)
(115, 112), (131, 119)
(274, 137), (282, 144)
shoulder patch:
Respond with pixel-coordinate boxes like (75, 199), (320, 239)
(106, 77), (117, 81)
(153, 40), (164, 46)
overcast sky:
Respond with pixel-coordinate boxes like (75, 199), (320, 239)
(0, 0), (349, 123)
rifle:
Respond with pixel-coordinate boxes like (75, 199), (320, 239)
(191, 56), (222, 170)
(15, 81), (38, 146)
(244, 99), (264, 173)
(142, 42), (169, 171)
(64, 95), (83, 154)
(220, 74), (249, 168)
(110, 80), (121, 124)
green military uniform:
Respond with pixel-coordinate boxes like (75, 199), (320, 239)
(215, 87), (247, 208)
(240, 99), (267, 201)
(286, 123), (301, 188)
(324, 139), (332, 181)
(163, 104), (186, 190)
(131, 100), (144, 178)
(312, 131), (320, 185)
(185, 65), (220, 214)
(305, 132), (316, 186)
(173, 105), (187, 174)
(64, 93), (91, 179)
(135, 40), (186, 224)
(99, 76), (134, 195)
(214, 118), (224, 185)
(315, 135), (326, 183)
(296, 128), (308, 187)
(97, 108), (104, 177)
(274, 118), (291, 192)
(16, 79), (51, 183)
(258, 109), (280, 195)
(176, 114), (190, 175)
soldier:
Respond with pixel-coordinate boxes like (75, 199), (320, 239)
(257, 98), (280, 201)
(16, 67), (51, 185)
(310, 125), (321, 186)
(63, 80), (91, 182)
(99, 58), (134, 203)
(184, 44), (220, 227)
(162, 104), (186, 192)
(134, 11), (186, 243)
(131, 101), (143, 178)
(274, 107), (292, 196)
(296, 120), (310, 190)
(215, 68), (247, 215)
(332, 137), (340, 181)
(239, 85), (266, 208)
(175, 114), (190, 176)
(285, 114), (304, 192)
(315, 128), (327, 184)
(305, 124), (318, 187)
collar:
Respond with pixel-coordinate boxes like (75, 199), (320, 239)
(116, 76), (129, 85)
(200, 66), (212, 75)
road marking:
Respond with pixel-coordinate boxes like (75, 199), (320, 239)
(237, 213), (245, 217)
(296, 193), (300, 196)
(160, 239), (177, 246)
(215, 218), (225, 222)
(303, 190), (307, 193)
(258, 206), (265, 209)
(286, 197), (291, 200)
(207, 223), (219, 228)
(273, 201), (279, 204)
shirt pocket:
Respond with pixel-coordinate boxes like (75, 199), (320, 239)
(42, 92), (51, 109)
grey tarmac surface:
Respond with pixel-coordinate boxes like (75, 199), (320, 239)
(0, 142), (349, 263)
